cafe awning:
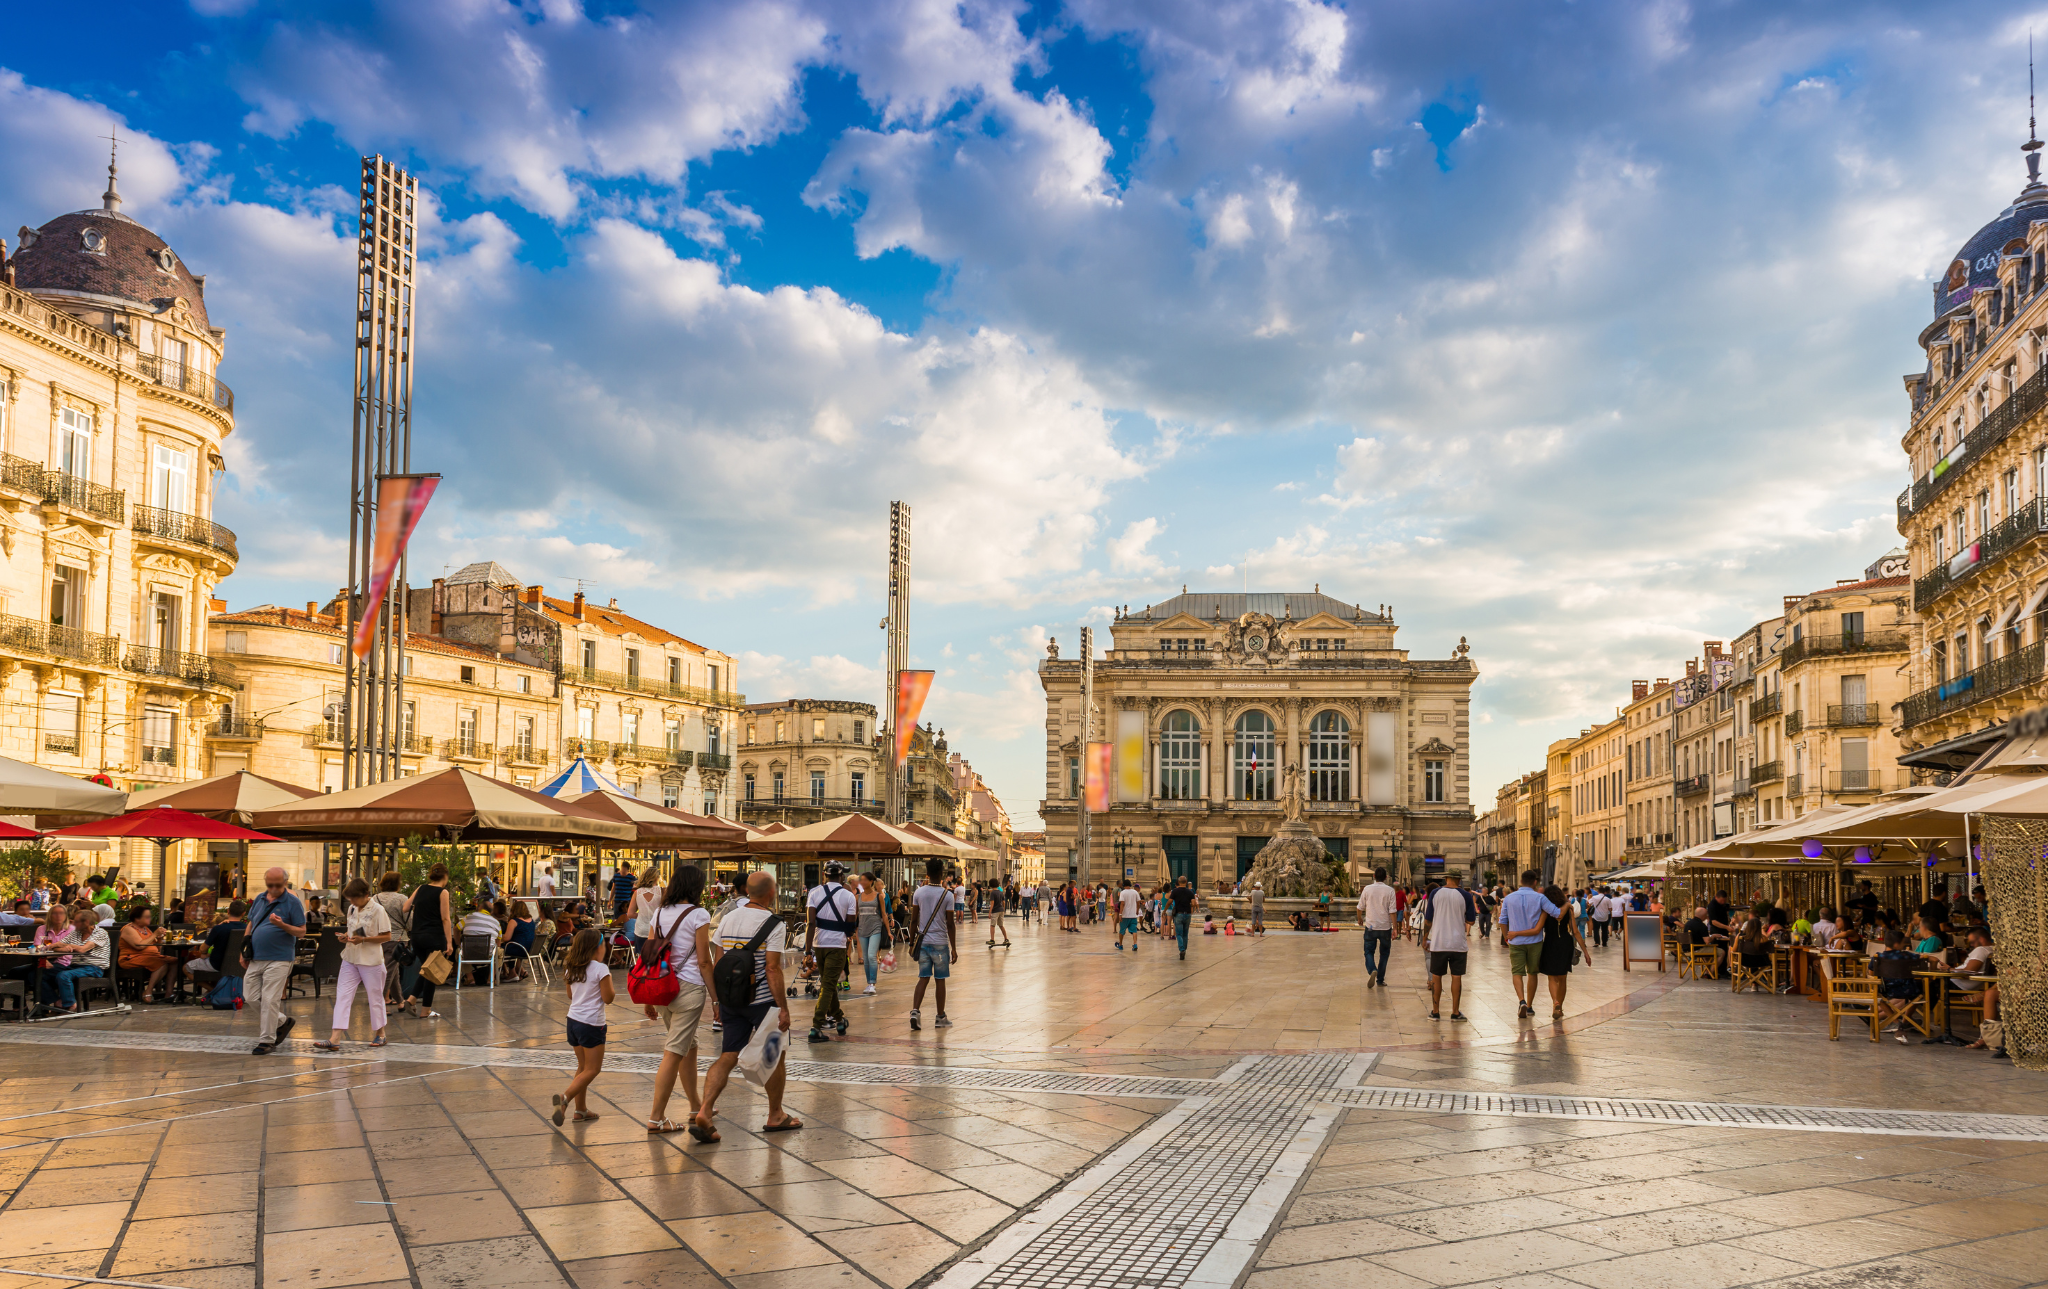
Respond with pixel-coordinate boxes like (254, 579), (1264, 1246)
(744, 813), (955, 857)
(254, 767), (635, 845)
(556, 789), (750, 848)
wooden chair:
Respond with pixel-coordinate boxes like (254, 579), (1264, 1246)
(1677, 942), (1720, 981)
(1827, 976), (1883, 1041)
(1869, 955), (1932, 1039)
(1732, 953), (1773, 994)
(1944, 985), (1988, 1034)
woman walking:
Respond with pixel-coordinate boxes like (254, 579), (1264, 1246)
(627, 869), (661, 952)
(856, 874), (888, 995)
(554, 927), (613, 1125)
(1537, 883), (1590, 1021)
(643, 864), (716, 1134)
(402, 864), (455, 1019)
(316, 879), (393, 1049)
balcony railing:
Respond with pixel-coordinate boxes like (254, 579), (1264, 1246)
(1674, 774), (1709, 797)
(1914, 497), (2048, 610)
(1831, 770), (1884, 793)
(1781, 630), (1911, 669)
(557, 665), (746, 708)
(1784, 710), (1804, 736)
(563, 737), (611, 760)
(1826, 703), (1880, 726)
(123, 644), (218, 687)
(699, 752), (732, 771)
(41, 470), (125, 522)
(615, 742), (688, 764)
(1786, 774), (1804, 798)
(141, 744), (176, 766)
(43, 733), (78, 755)
(501, 743), (544, 766)
(740, 796), (883, 818)
(137, 353), (234, 414)
(396, 734), (434, 754)
(1750, 691), (1783, 721)
(1903, 640), (2047, 727)
(1732, 777), (1754, 798)
(1900, 360), (2048, 524)
(132, 505), (238, 561)
(208, 716), (260, 739)
(0, 456), (127, 522)
(443, 738), (492, 761)
(0, 613), (124, 668)
(1751, 760), (1784, 785)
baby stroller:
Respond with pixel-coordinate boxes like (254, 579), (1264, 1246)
(788, 948), (822, 998)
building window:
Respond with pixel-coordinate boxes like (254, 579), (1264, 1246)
(456, 708), (478, 755)
(810, 770), (826, 803)
(708, 665), (720, 691)
(745, 774), (756, 800)
(626, 649), (640, 682)
(517, 673), (530, 693)
(1232, 710), (1275, 800)
(59, 407), (92, 480)
(1839, 611), (1863, 643)
(747, 723), (757, 745)
(402, 701), (416, 746)
(460, 665), (476, 684)
(813, 717), (825, 739)
(1979, 490), (1992, 536)
(668, 657), (681, 685)
(772, 772), (785, 802)
(577, 708), (593, 740)
(662, 782), (679, 808)
(775, 721), (785, 742)
(2006, 468), (2020, 518)
(1423, 759), (1446, 804)
(1158, 710), (1202, 800)
(665, 718), (681, 752)
(854, 720), (865, 744)
(44, 693), (81, 756)
(1068, 755), (1080, 799)
(224, 631), (247, 654)
(622, 713), (639, 749)
(142, 704), (176, 765)
(708, 722), (720, 755)
(48, 566), (83, 630)
(581, 639), (597, 670)
(705, 796), (717, 815)
(1308, 710), (1350, 801)
(516, 716), (534, 760)
(149, 443), (193, 513)
(851, 772), (865, 804)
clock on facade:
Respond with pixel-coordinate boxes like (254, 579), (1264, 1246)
(1247, 635), (1266, 651)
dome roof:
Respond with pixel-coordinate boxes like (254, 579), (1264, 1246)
(10, 205), (210, 333)
(1935, 140), (2048, 320)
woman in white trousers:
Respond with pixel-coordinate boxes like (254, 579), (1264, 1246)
(315, 878), (393, 1050)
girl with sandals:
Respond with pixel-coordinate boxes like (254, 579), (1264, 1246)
(554, 928), (613, 1125)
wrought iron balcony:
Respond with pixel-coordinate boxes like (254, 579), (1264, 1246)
(698, 752), (733, 771)
(0, 453), (46, 498)
(443, 738), (493, 761)
(563, 737), (611, 760)
(1780, 630), (1910, 669)
(557, 664), (746, 708)
(1901, 361), (2048, 522)
(500, 743), (544, 766)
(3, 460), (127, 522)
(396, 734), (435, 754)
(1903, 640), (2047, 728)
(208, 716), (260, 739)
(1732, 777), (1754, 798)
(1751, 760), (1784, 785)
(1674, 774), (1709, 797)
(132, 505), (238, 561)
(1750, 691), (1783, 721)
(1831, 770), (1884, 793)
(1827, 703), (1881, 726)
(124, 644), (218, 687)
(1914, 497), (2048, 610)
(1785, 774), (1804, 798)
(136, 353), (234, 414)
(141, 744), (176, 766)
(1784, 711), (1804, 736)
(0, 613), (123, 668)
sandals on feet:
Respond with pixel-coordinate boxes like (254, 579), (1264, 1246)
(312, 1040), (341, 1051)
(647, 1118), (686, 1134)
(572, 1111), (601, 1122)
(762, 1117), (804, 1133)
(687, 1119), (720, 1143)
(552, 1093), (567, 1126)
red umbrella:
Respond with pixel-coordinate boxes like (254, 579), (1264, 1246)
(0, 820), (39, 840)
(48, 807), (281, 896)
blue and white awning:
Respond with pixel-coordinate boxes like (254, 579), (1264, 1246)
(539, 758), (628, 798)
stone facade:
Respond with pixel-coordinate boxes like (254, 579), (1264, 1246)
(738, 699), (880, 827)
(1, 167), (239, 887)
(1037, 591), (1476, 892)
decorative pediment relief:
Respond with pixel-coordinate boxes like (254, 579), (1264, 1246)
(1291, 612), (1357, 629)
(1417, 737), (1456, 755)
(1148, 613), (1211, 630)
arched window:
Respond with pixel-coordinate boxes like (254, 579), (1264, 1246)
(1307, 710), (1350, 801)
(1158, 710), (1202, 800)
(1232, 711), (1275, 800)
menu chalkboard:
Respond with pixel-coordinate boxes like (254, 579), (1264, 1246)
(185, 861), (220, 925)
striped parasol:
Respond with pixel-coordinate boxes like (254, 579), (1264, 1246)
(539, 757), (627, 798)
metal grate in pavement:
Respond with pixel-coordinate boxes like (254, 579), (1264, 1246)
(1329, 1085), (2048, 1142)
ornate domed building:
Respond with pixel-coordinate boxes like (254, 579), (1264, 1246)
(1895, 117), (2048, 771)
(0, 153), (239, 881)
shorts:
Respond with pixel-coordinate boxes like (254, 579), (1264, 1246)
(566, 1018), (608, 1048)
(918, 945), (951, 979)
(1428, 951), (1468, 977)
(659, 983), (707, 1055)
(720, 1000), (773, 1054)
(1121, 917), (1138, 933)
(1508, 943), (1544, 976)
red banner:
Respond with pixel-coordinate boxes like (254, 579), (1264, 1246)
(1084, 741), (1111, 813)
(894, 670), (934, 764)
(352, 474), (440, 659)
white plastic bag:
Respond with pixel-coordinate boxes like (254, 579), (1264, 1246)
(737, 1011), (788, 1087)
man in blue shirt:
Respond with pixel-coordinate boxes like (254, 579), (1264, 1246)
(1499, 869), (1564, 1020)
(611, 864), (637, 919)
(242, 868), (306, 1055)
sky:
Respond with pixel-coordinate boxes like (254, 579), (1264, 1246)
(0, 1), (2038, 829)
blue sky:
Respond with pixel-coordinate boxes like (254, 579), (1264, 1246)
(1, 1), (2038, 826)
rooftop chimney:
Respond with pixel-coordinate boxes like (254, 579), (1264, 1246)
(1704, 640), (1723, 656)
(1632, 680), (1649, 700)
(1653, 677), (1670, 692)
(607, 597), (618, 610)
(526, 584), (543, 606)
(572, 591), (586, 620)
(1783, 595), (1802, 616)
(306, 601), (319, 617)
(1686, 659), (1698, 677)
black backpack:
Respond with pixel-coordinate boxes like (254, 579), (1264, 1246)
(713, 913), (782, 1013)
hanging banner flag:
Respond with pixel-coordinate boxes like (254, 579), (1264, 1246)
(1115, 709), (1145, 802)
(1085, 741), (1112, 813)
(893, 670), (935, 764)
(352, 473), (440, 659)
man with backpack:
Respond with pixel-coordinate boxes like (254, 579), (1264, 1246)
(692, 871), (798, 1142)
(805, 861), (858, 1043)
(909, 858), (957, 1031)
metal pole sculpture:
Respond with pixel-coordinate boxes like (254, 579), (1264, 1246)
(342, 156), (420, 878)
(885, 501), (911, 829)
(1079, 625), (1093, 890)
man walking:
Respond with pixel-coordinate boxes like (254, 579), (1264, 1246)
(910, 859), (957, 1030)
(988, 879), (1012, 948)
(1589, 885), (1612, 948)
(1115, 880), (1142, 952)
(1037, 879), (1052, 924)
(243, 868), (306, 1055)
(1423, 873), (1477, 1022)
(1475, 884), (1496, 942)
(805, 861), (857, 1043)
(1355, 866), (1396, 988)
(1168, 876), (1196, 959)
(1500, 868), (1565, 1019)
(693, 872), (797, 1140)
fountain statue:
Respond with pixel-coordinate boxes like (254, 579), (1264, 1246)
(1241, 759), (1354, 900)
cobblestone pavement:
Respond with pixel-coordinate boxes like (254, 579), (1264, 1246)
(0, 918), (2041, 1289)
